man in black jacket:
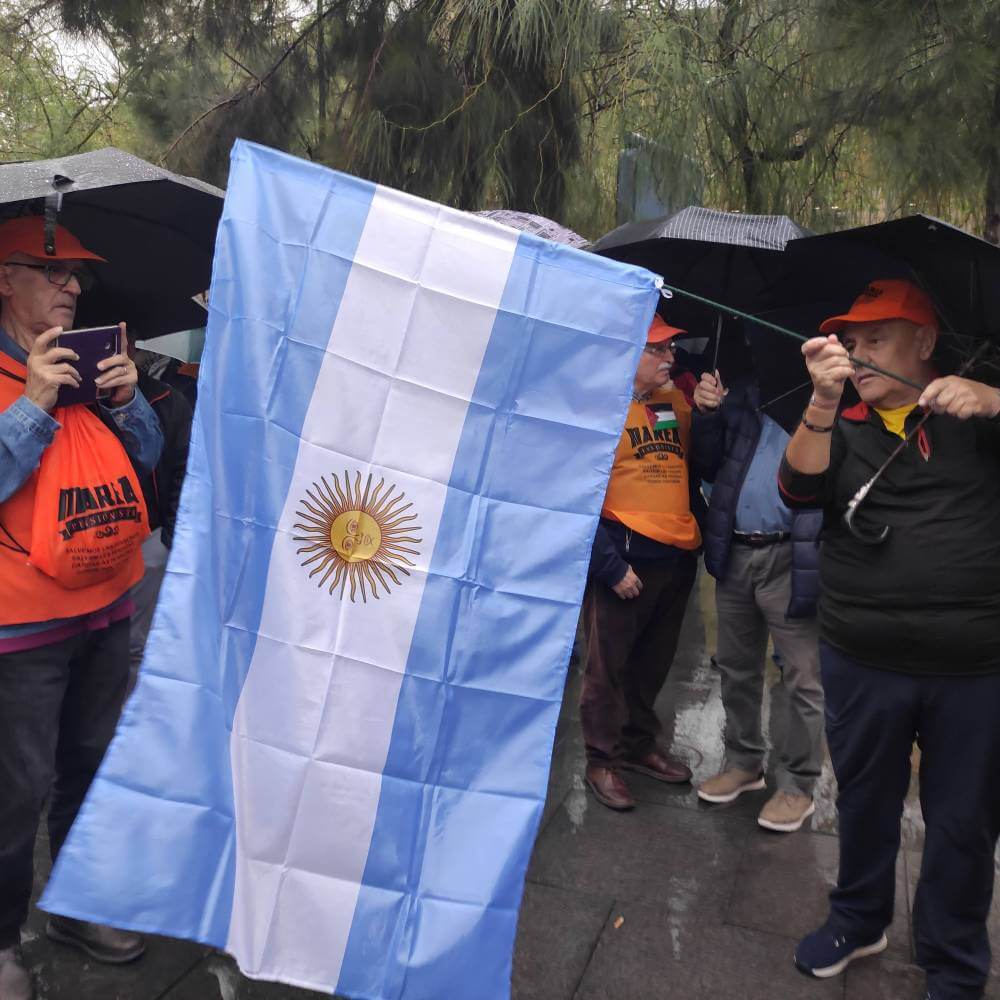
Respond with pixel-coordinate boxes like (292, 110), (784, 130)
(692, 374), (823, 833)
(126, 367), (193, 693)
(780, 279), (1000, 999)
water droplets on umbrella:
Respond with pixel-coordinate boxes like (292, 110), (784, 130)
(474, 210), (590, 249)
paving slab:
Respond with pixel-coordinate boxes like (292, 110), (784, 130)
(725, 824), (912, 965)
(528, 795), (747, 924)
(24, 824), (206, 1000)
(574, 906), (843, 1000)
(21, 925), (206, 1000)
(511, 883), (612, 1000)
(842, 955), (927, 1000)
(538, 732), (579, 833)
(845, 955), (1000, 1000)
(157, 953), (332, 999)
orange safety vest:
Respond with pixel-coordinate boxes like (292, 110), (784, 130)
(0, 358), (146, 626)
(601, 387), (700, 550)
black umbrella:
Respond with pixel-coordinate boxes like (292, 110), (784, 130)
(593, 206), (810, 326)
(0, 147), (223, 338)
(781, 214), (1000, 380)
(594, 206), (813, 430)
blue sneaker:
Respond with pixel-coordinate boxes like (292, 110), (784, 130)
(793, 920), (888, 978)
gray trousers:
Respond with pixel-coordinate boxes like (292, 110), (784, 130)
(715, 541), (823, 795)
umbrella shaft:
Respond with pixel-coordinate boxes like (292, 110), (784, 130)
(661, 283), (926, 392)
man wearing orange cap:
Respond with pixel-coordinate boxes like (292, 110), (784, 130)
(580, 314), (724, 810)
(0, 217), (162, 999)
(778, 279), (1000, 998)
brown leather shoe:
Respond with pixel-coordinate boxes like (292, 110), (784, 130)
(585, 764), (635, 810)
(0, 945), (34, 1000)
(620, 748), (692, 784)
(46, 916), (145, 964)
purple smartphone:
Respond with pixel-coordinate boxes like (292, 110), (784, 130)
(55, 325), (121, 407)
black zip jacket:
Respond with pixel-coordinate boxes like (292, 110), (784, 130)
(778, 401), (1000, 675)
(138, 372), (192, 549)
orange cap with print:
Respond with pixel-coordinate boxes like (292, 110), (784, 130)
(0, 216), (106, 263)
(648, 314), (686, 343)
(819, 279), (937, 335)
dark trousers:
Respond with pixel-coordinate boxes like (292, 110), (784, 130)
(0, 619), (130, 948)
(580, 554), (696, 763)
(821, 642), (1000, 1000)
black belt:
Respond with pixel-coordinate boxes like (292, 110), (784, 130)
(732, 531), (791, 547)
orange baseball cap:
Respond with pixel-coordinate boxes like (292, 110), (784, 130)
(819, 279), (937, 335)
(0, 216), (106, 263)
(648, 314), (686, 343)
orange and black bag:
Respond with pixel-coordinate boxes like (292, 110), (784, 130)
(0, 360), (146, 623)
(28, 405), (149, 591)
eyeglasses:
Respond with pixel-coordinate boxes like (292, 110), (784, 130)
(643, 342), (674, 357)
(3, 261), (95, 291)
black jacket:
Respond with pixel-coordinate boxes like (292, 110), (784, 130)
(695, 380), (821, 619)
(138, 372), (192, 549)
(779, 401), (1000, 675)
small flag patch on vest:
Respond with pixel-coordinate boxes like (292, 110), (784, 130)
(649, 405), (678, 431)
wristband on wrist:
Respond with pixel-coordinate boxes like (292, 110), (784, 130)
(808, 394), (839, 411)
(801, 413), (835, 433)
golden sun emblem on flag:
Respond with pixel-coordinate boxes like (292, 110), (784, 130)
(292, 471), (422, 603)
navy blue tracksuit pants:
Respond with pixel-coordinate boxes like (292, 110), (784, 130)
(821, 643), (1000, 999)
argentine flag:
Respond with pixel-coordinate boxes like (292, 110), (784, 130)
(42, 141), (660, 998)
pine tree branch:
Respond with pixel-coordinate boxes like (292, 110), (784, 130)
(222, 50), (261, 83)
(158, 0), (352, 163)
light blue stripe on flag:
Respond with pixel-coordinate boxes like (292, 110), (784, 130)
(337, 236), (654, 1000)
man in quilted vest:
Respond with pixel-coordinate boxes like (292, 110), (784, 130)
(692, 371), (823, 834)
(0, 217), (162, 1000)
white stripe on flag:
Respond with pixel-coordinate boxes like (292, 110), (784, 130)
(225, 187), (520, 988)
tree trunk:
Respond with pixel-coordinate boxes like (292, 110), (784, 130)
(316, 0), (327, 146)
(985, 78), (1000, 245)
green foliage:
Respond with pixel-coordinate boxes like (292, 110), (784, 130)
(0, 1), (138, 160)
(336, 0), (593, 215)
(2, 0), (999, 241)
(811, 0), (1000, 235)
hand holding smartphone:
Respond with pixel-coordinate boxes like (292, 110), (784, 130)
(55, 325), (121, 407)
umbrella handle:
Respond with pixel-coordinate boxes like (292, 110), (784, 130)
(43, 175), (73, 257)
(43, 193), (61, 257)
(843, 479), (891, 545)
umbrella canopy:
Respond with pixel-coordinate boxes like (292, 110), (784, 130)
(593, 208), (809, 317)
(474, 209), (589, 248)
(781, 215), (1000, 377)
(593, 205), (810, 341)
(0, 147), (223, 338)
(595, 205), (809, 254)
(594, 206), (813, 429)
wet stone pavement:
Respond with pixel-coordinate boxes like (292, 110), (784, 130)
(23, 569), (1000, 999)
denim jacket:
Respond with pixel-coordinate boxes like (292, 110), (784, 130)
(0, 329), (163, 635)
